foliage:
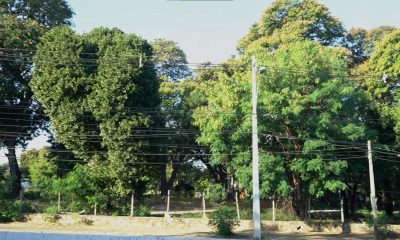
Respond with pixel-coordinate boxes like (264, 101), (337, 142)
(195, 178), (210, 193)
(135, 205), (151, 217)
(0, 0), (73, 194)
(237, 0), (346, 51)
(0, 200), (20, 222)
(31, 26), (160, 198)
(206, 183), (226, 204)
(0, 0), (73, 28)
(151, 39), (191, 81)
(0, 165), (15, 199)
(209, 205), (239, 236)
(194, 34), (371, 218)
(43, 205), (60, 223)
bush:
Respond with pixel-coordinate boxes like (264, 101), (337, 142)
(0, 201), (20, 222)
(43, 206), (60, 223)
(209, 205), (239, 236)
(135, 205), (151, 217)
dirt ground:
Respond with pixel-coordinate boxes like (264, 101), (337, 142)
(0, 215), (377, 240)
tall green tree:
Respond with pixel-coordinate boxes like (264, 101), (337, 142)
(194, 37), (370, 218)
(31, 26), (160, 198)
(345, 26), (397, 66)
(354, 30), (400, 216)
(0, 0), (73, 193)
(237, 0), (346, 51)
(151, 39), (191, 82)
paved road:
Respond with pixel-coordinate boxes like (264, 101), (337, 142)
(0, 231), (374, 240)
(0, 232), (216, 240)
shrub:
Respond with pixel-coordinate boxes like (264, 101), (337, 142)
(0, 201), (20, 222)
(135, 205), (151, 217)
(209, 205), (239, 236)
(43, 206), (60, 223)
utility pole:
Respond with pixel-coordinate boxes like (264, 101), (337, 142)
(251, 56), (261, 240)
(367, 140), (378, 220)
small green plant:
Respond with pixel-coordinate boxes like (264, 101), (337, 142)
(43, 206), (60, 223)
(135, 205), (151, 217)
(0, 201), (20, 222)
(367, 214), (393, 240)
(209, 205), (239, 237)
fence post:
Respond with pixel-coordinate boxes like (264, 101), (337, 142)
(307, 197), (311, 220)
(57, 192), (61, 213)
(340, 197), (344, 224)
(165, 190), (170, 218)
(235, 191), (240, 220)
(202, 192), (206, 218)
(94, 201), (97, 216)
(130, 190), (135, 217)
(272, 196), (276, 222)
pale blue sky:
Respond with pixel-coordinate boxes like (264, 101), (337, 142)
(67, 0), (400, 63)
(1, 0), (400, 163)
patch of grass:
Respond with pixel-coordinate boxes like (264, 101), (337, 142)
(239, 208), (298, 221)
(178, 212), (204, 218)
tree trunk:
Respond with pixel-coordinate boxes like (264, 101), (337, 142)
(160, 164), (167, 196)
(348, 184), (357, 218)
(167, 163), (181, 190)
(5, 141), (21, 196)
(383, 191), (393, 217)
(293, 174), (306, 219)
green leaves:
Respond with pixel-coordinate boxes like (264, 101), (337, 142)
(194, 33), (368, 202)
(31, 27), (160, 197)
(238, 0), (346, 51)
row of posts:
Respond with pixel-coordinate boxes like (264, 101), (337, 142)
(54, 189), (280, 221)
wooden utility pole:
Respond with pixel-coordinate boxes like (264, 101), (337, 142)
(368, 140), (378, 220)
(251, 56), (261, 240)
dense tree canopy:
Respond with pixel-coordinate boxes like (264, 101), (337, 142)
(1, 0), (400, 221)
(0, 0), (73, 194)
(194, 34), (372, 217)
(237, 0), (346, 51)
(31, 26), (160, 197)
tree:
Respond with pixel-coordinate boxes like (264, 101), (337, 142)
(31, 26), (160, 200)
(237, 0), (346, 51)
(151, 39), (191, 82)
(194, 38), (370, 218)
(345, 26), (397, 66)
(0, 0), (73, 194)
(353, 30), (400, 216)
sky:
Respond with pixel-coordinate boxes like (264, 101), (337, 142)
(66, 0), (400, 63)
(1, 0), (400, 164)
